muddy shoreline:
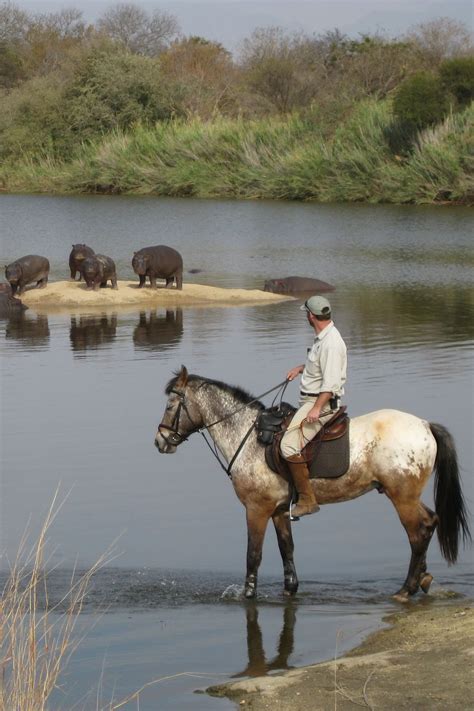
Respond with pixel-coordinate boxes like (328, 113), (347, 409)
(208, 601), (474, 710)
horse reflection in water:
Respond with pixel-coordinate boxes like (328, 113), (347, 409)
(232, 603), (296, 678)
(155, 366), (471, 602)
(69, 314), (117, 352)
(133, 308), (183, 352)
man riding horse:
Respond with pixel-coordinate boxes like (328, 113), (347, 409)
(282, 295), (347, 518)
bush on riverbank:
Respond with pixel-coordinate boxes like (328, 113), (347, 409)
(1, 100), (472, 204)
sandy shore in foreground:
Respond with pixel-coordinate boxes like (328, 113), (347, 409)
(208, 602), (474, 710)
(19, 280), (293, 313)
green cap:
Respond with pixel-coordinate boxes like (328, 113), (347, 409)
(301, 295), (331, 316)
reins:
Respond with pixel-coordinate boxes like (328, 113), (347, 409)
(160, 378), (289, 478)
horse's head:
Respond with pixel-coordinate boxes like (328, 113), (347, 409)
(155, 365), (203, 453)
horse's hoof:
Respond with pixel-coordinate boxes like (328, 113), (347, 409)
(420, 574), (433, 594)
(244, 588), (256, 599)
(284, 576), (298, 596)
(392, 590), (410, 603)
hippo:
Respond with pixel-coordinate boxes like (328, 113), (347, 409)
(69, 244), (95, 280)
(5, 255), (50, 295)
(0, 291), (28, 318)
(82, 254), (118, 291)
(132, 245), (183, 290)
(263, 276), (335, 294)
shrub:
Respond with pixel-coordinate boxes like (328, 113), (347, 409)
(439, 56), (474, 107)
(393, 72), (450, 130)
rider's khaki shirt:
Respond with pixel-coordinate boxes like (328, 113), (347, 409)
(300, 322), (347, 399)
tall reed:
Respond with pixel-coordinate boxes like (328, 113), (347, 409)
(0, 492), (110, 710)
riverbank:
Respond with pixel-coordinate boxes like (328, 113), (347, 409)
(20, 280), (292, 312)
(1, 102), (472, 205)
(208, 602), (474, 710)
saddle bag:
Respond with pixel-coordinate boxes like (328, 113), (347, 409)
(256, 402), (295, 446)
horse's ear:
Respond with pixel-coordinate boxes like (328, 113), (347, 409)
(177, 364), (188, 386)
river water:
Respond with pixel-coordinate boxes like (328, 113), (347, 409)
(0, 195), (473, 709)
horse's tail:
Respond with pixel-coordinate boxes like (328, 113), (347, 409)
(430, 422), (471, 564)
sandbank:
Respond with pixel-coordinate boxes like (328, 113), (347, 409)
(208, 602), (474, 710)
(21, 280), (293, 313)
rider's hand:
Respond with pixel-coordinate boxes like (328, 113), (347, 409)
(286, 366), (303, 381)
(305, 406), (321, 424)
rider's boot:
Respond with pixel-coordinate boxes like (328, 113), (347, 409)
(285, 453), (320, 517)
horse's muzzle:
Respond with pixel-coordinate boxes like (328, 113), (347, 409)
(155, 431), (177, 454)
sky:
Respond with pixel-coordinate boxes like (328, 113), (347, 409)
(13, 0), (474, 49)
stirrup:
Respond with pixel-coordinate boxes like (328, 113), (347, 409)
(289, 500), (300, 522)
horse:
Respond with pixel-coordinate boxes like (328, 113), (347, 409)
(155, 366), (471, 602)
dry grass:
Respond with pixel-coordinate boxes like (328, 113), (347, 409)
(0, 490), (112, 711)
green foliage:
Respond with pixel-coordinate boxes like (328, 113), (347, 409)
(439, 57), (474, 107)
(1, 100), (471, 205)
(0, 9), (471, 204)
(63, 49), (175, 139)
(0, 47), (176, 160)
(393, 72), (450, 130)
(0, 41), (25, 87)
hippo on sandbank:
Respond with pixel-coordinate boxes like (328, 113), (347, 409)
(263, 276), (335, 294)
(82, 254), (118, 291)
(69, 244), (95, 280)
(132, 245), (183, 290)
(5, 255), (50, 295)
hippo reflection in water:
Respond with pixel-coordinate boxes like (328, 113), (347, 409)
(70, 315), (118, 352)
(5, 313), (50, 347)
(133, 309), (183, 352)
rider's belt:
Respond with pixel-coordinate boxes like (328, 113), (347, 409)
(300, 391), (340, 409)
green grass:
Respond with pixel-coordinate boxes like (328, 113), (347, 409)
(1, 100), (472, 204)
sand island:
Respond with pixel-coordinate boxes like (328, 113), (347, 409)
(20, 280), (294, 312)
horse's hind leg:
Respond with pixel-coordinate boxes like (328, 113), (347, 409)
(390, 497), (438, 602)
(245, 506), (271, 599)
(272, 511), (298, 596)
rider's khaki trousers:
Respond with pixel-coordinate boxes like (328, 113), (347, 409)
(280, 399), (335, 459)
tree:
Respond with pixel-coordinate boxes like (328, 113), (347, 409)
(0, 1), (29, 44)
(160, 36), (237, 117)
(393, 72), (450, 130)
(97, 3), (179, 56)
(405, 18), (472, 66)
(239, 27), (319, 113)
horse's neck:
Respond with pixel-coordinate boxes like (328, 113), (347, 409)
(196, 387), (258, 458)
(197, 388), (253, 426)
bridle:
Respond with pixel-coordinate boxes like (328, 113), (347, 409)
(157, 379), (289, 477)
(157, 387), (200, 447)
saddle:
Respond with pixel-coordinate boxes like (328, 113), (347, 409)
(257, 405), (350, 479)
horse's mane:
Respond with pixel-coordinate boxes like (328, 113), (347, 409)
(165, 374), (264, 410)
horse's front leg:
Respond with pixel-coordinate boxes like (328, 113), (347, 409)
(272, 511), (298, 596)
(245, 506), (271, 599)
